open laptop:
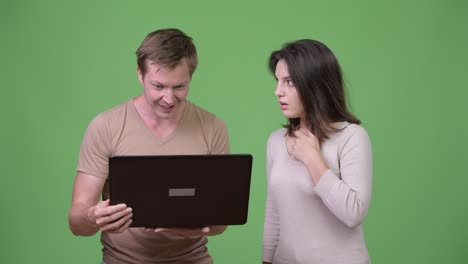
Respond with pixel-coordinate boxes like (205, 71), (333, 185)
(109, 154), (253, 228)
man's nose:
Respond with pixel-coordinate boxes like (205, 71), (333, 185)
(163, 89), (175, 104)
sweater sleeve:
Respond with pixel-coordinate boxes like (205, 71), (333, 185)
(314, 125), (373, 228)
(262, 136), (280, 262)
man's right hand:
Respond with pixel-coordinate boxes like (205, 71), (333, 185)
(88, 199), (133, 233)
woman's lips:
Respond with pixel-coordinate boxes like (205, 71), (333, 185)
(279, 102), (288, 110)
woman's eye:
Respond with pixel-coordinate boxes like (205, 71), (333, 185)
(286, 80), (294, 86)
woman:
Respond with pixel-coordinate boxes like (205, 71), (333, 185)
(262, 39), (373, 264)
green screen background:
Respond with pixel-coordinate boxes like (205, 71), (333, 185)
(2, 0), (467, 263)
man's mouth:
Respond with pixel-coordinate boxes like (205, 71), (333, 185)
(160, 104), (175, 109)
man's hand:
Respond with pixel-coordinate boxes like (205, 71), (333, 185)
(88, 199), (133, 233)
(145, 225), (227, 236)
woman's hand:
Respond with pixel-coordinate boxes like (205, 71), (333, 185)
(286, 128), (320, 164)
(286, 128), (328, 184)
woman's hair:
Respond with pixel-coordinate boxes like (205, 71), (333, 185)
(269, 39), (360, 143)
(136, 28), (198, 77)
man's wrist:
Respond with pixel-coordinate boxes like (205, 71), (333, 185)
(87, 206), (98, 227)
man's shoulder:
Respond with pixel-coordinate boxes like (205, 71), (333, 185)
(186, 101), (223, 124)
(86, 99), (132, 130)
(98, 99), (132, 119)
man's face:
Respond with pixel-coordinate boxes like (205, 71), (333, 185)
(137, 59), (191, 120)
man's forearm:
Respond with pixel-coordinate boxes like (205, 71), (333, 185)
(68, 204), (99, 236)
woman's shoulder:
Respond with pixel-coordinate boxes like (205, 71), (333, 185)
(330, 122), (371, 148)
(345, 122), (369, 138)
(332, 121), (368, 136)
(268, 128), (287, 141)
(266, 129), (287, 158)
(266, 128), (287, 150)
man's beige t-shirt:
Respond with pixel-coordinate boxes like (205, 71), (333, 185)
(77, 98), (230, 264)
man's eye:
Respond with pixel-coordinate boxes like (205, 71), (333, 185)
(174, 85), (186, 90)
(154, 85), (164, 90)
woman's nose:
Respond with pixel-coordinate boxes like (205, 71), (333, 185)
(274, 83), (283, 97)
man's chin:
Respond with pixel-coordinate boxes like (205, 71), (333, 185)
(155, 110), (176, 119)
(156, 106), (175, 114)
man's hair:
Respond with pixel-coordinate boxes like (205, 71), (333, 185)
(136, 28), (198, 76)
(269, 39), (360, 143)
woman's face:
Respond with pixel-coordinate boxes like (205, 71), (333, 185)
(274, 59), (305, 120)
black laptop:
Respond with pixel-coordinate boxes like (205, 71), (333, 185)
(109, 154), (253, 228)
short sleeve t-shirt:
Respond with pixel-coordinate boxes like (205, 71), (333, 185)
(77, 98), (230, 264)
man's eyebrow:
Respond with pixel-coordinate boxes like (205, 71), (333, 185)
(150, 81), (189, 86)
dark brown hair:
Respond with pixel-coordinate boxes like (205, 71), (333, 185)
(136, 28), (198, 76)
(269, 39), (360, 143)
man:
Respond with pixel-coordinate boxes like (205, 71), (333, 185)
(68, 28), (229, 264)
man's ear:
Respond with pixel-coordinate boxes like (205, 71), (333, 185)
(137, 66), (143, 84)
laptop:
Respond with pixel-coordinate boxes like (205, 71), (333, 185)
(109, 154), (253, 228)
